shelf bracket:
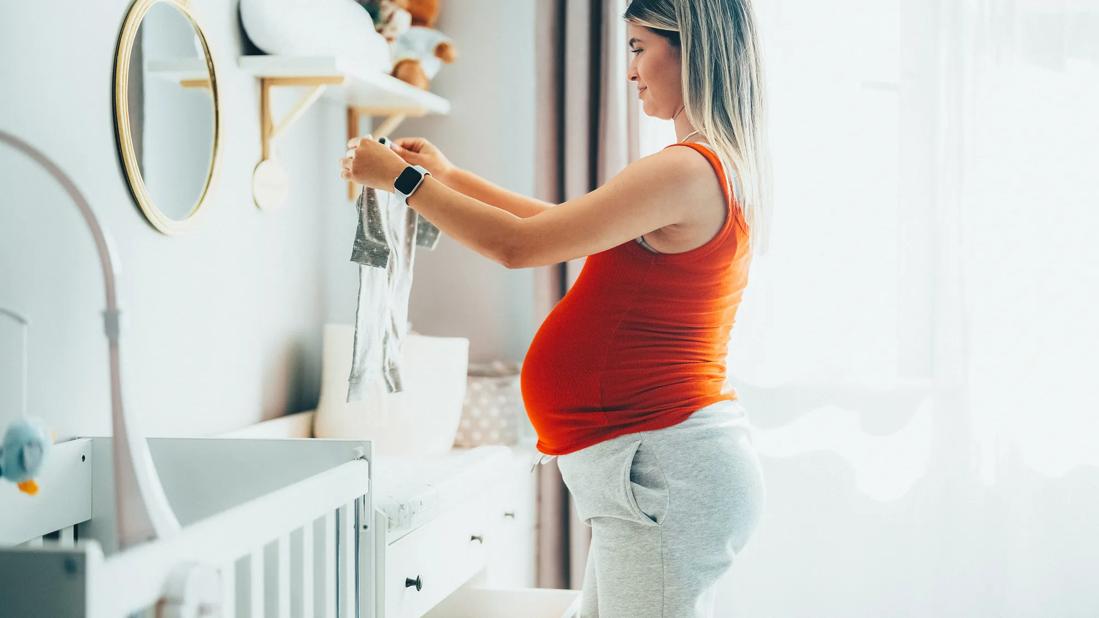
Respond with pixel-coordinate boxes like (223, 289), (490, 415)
(180, 78), (212, 90)
(259, 76), (345, 161)
(345, 105), (428, 199)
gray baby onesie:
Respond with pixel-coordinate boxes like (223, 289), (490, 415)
(347, 184), (441, 401)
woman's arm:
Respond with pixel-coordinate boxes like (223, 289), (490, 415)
(404, 149), (703, 267)
(343, 138), (713, 269)
(393, 137), (555, 218)
(442, 167), (555, 218)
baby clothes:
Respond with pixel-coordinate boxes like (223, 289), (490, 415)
(347, 185), (440, 400)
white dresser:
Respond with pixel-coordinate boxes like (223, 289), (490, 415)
(371, 445), (539, 616)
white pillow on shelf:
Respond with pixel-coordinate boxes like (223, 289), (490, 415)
(240, 0), (391, 73)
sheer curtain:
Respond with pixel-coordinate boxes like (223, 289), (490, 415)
(636, 0), (1099, 615)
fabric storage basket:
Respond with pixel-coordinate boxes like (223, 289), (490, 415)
(454, 361), (535, 448)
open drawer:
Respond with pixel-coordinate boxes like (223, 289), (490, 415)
(424, 585), (582, 618)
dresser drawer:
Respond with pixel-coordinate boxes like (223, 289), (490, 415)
(423, 585), (581, 618)
(489, 465), (535, 528)
(383, 498), (491, 617)
(483, 463), (538, 588)
(483, 518), (537, 589)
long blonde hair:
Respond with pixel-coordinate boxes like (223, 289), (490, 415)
(625, 0), (771, 254)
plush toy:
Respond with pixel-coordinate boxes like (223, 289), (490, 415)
(371, 0), (413, 43)
(0, 418), (52, 496)
(389, 0), (457, 90)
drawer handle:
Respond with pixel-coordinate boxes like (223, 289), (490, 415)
(470, 534), (484, 544)
(405, 575), (423, 591)
(504, 511), (516, 519)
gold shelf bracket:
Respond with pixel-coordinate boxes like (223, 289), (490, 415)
(259, 76), (345, 161)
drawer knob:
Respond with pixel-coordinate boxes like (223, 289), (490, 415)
(405, 576), (423, 591)
(504, 511), (516, 519)
(470, 534), (484, 544)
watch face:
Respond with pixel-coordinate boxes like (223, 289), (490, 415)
(395, 166), (423, 194)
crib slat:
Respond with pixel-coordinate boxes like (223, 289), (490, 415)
(301, 516), (314, 611)
(250, 549), (264, 618)
(355, 495), (370, 618)
(318, 511), (337, 618)
(221, 560), (236, 618)
(338, 502), (355, 617)
(278, 535), (291, 618)
(58, 526), (75, 547)
(289, 528), (302, 617)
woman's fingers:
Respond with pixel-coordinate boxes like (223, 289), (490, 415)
(346, 134), (374, 149)
(395, 137), (424, 153)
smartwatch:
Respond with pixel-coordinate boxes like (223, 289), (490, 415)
(393, 164), (430, 201)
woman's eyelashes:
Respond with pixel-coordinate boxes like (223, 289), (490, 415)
(630, 47), (643, 55)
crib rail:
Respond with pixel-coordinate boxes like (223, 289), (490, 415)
(0, 438), (92, 546)
(0, 437), (373, 617)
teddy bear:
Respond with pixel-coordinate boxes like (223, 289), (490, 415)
(387, 0), (457, 90)
(366, 0), (412, 43)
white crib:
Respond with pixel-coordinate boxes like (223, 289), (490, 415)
(0, 436), (372, 617)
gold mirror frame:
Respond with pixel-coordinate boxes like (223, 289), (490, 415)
(113, 0), (221, 235)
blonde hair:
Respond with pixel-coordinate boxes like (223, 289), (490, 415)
(625, 0), (771, 254)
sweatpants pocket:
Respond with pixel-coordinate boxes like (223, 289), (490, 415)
(558, 435), (666, 527)
(626, 437), (668, 526)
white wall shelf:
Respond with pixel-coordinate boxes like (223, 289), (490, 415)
(238, 55), (452, 206)
(239, 55), (450, 116)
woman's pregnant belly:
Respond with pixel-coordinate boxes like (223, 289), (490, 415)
(519, 292), (615, 442)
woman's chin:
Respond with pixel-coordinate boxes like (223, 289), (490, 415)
(640, 101), (668, 120)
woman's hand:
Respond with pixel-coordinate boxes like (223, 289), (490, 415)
(393, 137), (456, 182)
(340, 135), (407, 190)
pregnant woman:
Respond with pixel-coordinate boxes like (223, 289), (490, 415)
(342, 0), (768, 615)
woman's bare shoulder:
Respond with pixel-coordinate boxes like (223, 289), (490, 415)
(619, 144), (724, 203)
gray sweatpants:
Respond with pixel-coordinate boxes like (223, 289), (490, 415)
(549, 399), (766, 617)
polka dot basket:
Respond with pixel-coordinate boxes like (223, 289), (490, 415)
(454, 360), (535, 448)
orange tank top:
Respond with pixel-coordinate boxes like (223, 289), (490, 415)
(520, 142), (753, 455)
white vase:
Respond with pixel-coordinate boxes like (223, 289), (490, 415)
(313, 324), (469, 456)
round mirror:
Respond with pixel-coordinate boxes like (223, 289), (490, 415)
(114, 0), (220, 235)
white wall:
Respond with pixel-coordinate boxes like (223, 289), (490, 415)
(395, 0), (538, 365)
(1, 0), (529, 439)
